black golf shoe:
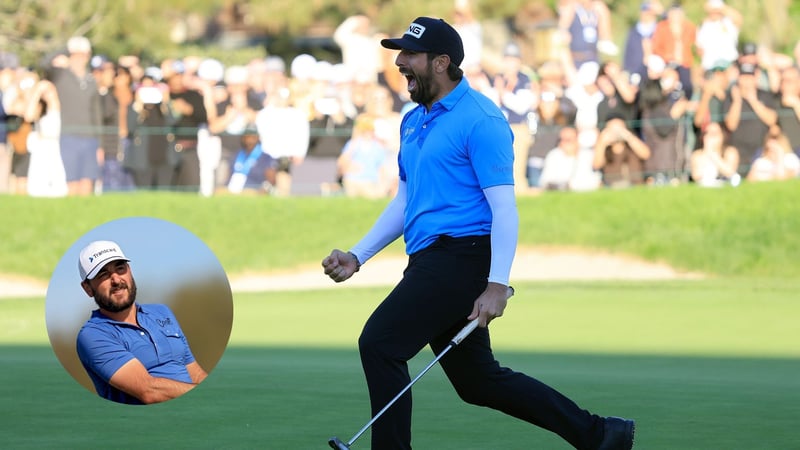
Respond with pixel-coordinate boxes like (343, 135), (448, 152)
(597, 416), (635, 450)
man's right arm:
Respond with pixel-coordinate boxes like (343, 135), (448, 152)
(109, 358), (199, 405)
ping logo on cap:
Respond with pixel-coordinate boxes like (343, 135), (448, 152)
(405, 23), (426, 39)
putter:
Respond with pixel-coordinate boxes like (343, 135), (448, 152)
(328, 286), (515, 449)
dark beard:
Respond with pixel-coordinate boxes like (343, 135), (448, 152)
(94, 277), (137, 313)
(409, 64), (437, 105)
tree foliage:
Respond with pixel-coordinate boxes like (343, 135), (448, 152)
(1, 0), (797, 70)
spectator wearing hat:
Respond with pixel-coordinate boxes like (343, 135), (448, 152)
(49, 36), (103, 196)
(163, 59), (208, 191)
(724, 60), (779, 175)
(212, 65), (263, 187)
(493, 42), (537, 194)
(693, 59), (732, 130)
(622, 0), (663, 86)
(223, 125), (276, 195)
(637, 55), (691, 184)
(651, 3), (696, 99)
(696, 0), (743, 72)
(91, 55), (135, 192)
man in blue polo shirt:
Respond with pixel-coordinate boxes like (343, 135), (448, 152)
(75, 240), (206, 405)
(322, 16), (635, 450)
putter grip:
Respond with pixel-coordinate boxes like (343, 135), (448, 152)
(451, 286), (515, 345)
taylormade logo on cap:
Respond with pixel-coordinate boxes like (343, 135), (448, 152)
(78, 240), (130, 281)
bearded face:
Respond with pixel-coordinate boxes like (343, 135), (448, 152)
(402, 57), (439, 106)
(93, 275), (137, 313)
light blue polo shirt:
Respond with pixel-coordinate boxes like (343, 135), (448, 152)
(76, 303), (196, 405)
(398, 77), (515, 255)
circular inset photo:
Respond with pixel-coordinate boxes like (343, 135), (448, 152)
(45, 217), (233, 405)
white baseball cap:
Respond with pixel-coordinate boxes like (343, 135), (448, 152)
(78, 240), (130, 281)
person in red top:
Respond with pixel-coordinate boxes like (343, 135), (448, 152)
(651, 4), (696, 98)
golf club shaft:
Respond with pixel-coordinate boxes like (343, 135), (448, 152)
(344, 286), (515, 447)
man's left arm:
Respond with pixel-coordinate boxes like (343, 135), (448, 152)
(468, 184), (518, 327)
(186, 361), (207, 384)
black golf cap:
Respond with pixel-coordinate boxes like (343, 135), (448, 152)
(380, 17), (465, 67)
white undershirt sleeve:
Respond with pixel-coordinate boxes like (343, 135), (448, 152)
(349, 180), (407, 265)
(483, 184), (518, 286)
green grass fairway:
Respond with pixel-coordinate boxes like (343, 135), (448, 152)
(2, 280), (799, 449)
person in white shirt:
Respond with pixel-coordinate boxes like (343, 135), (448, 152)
(254, 88), (310, 196)
(539, 126), (600, 191)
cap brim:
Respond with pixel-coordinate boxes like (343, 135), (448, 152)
(380, 37), (430, 53)
(85, 256), (130, 280)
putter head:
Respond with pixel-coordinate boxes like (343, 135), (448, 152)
(328, 437), (350, 449)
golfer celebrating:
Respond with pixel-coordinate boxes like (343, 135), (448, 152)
(322, 16), (634, 450)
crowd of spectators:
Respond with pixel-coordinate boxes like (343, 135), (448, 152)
(1, 0), (799, 198)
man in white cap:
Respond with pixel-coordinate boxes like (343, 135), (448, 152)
(75, 240), (207, 404)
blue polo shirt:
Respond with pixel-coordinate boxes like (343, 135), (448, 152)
(76, 303), (196, 405)
(399, 77), (514, 255)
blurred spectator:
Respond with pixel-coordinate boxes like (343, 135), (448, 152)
(527, 86), (577, 188)
(255, 87), (310, 196)
(5, 69), (36, 194)
(307, 83), (355, 158)
(212, 65), (261, 188)
(164, 59), (208, 191)
(696, 0), (742, 72)
(596, 61), (638, 129)
(776, 65), (800, 151)
(124, 85), (176, 189)
(363, 85), (401, 196)
(564, 60), (603, 152)
(539, 126), (600, 191)
(334, 14), (382, 85)
(557, 0), (615, 71)
(224, 125), (276, 195)
(92, 55), (135, 192)
(637, 57), (690, 184)
(50, 36), (102, 196)
(746, 128), (800, 181)
(651, 3), (696, 98)
(723, 61), (778, 176)
(337, 114), (389, 198)
(593, 112), (651, 187)
(693, 60), (731, 129)
(738, 42), (780, 93)
(452, 0), (483, 71)
(23, 78), (67, 197)
(0, 61), (13, 193)
(195, 58), (226, 197)
(623, 0), (663, 84)
(494, 42), (537, 194)
(690, 122), (740, 187)
(256, 56), (289, 107)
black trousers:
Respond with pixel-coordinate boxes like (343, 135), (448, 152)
(359, 235), (604, 450)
